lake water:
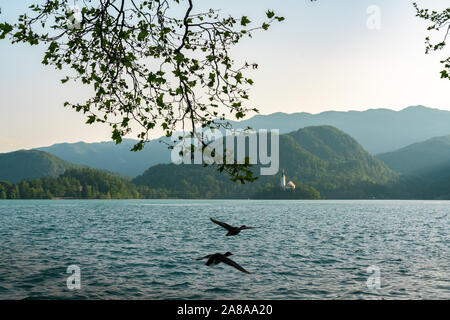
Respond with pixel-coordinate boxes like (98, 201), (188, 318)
(0, 200), (448, 300)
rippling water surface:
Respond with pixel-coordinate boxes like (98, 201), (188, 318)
(0, 200), (448, 299)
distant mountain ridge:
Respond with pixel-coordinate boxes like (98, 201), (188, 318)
(24, 106), (450, 177)
(226, 106), (450, 154)
(0, 150), (82, 183)
(420, 163), (450, 199)
(133, 126), (397, 199)
(36, 138), (172, 177)
(1, 125), (449, 199)
(376, 135), (450, 174)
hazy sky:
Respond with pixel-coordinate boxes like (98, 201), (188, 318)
(0, 0), (449, 152)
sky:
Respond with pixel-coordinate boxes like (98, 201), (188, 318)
(0, 0), (449, 152)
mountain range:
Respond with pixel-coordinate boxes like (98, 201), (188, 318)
(36, 138), (171, 177)
(1, 125), (399, 199)
(225, 106), (450, 154)
(23, 106), (450, 177)
(1, 106), (450, 199)
(132, 126), (397, 199)
(376, 135), (450, 174)
(0, 150), (82, 183)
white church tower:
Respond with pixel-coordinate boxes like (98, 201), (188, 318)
(281, 170), (286, 190)
(281, 170), (296, 191)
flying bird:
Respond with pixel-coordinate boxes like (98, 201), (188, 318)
(210, 218), (258, 236)
(194, 252), (251, 274)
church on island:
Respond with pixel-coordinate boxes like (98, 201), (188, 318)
(280, 170), (296, 191)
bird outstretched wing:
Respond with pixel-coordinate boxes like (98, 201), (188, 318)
(194, 254), (212, 261)
(220, 256), (251, 274)
(210, 218), (233, 231)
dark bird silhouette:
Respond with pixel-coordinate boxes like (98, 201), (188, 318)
(194, 252), (251, 274)
(210, 218), (257, 236)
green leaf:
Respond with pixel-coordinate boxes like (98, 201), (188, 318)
(131, 141), (144, 152)
(48, 41), (58, 53)
(86, 115), (96, 124)
(241, 16), (251, 26)
(138, 29), (148, 41)
(0, 23), (13, 39)
(236, 111), (245, 119)
(112, 129), (122, 144)
(266, 11), (275, 19)
(234, 72), (243, 83)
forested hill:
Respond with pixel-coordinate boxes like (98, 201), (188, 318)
(376, 135), (450, 174)
(0, 168), (163, 199)
(36, 138), (172, 177)
(225, 106), (450, 154)
(0, 150), (83, 183)
(418, 163), (450, 200)
(2, 126), (449, 200)
(0, 167), (318, 200)
(27, 106), (450, 177)
(133, 126), (397, 199)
